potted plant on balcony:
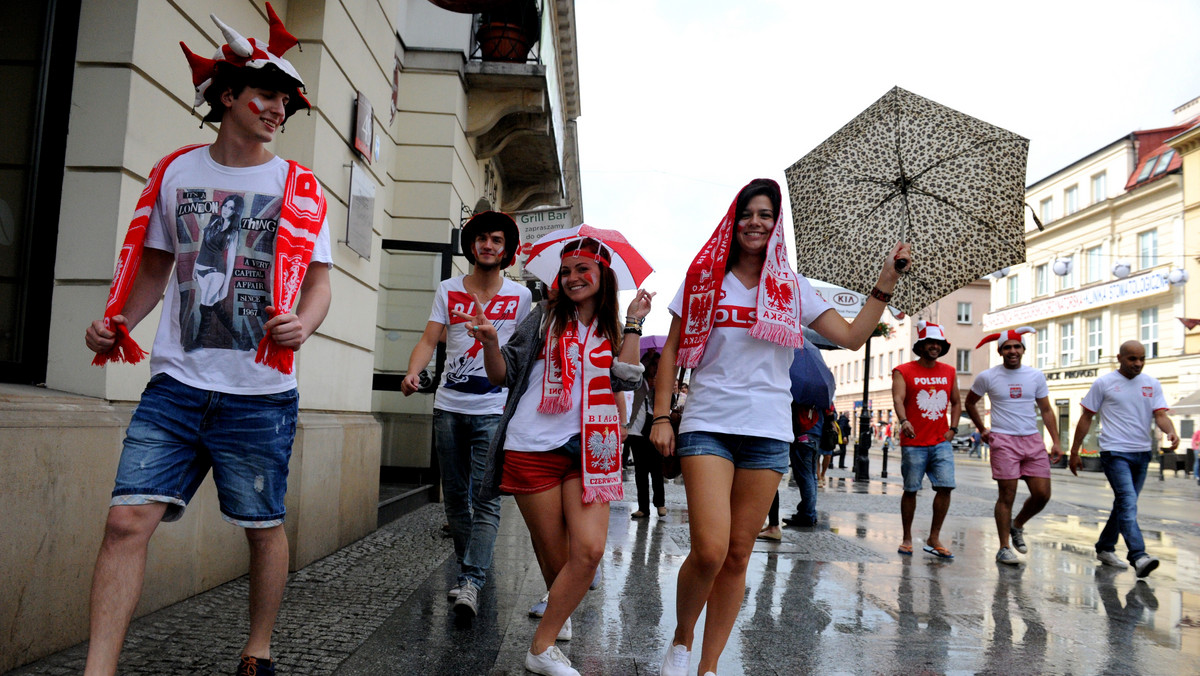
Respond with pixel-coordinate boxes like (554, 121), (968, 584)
(475, 0), (539, 63)
(1079, 448), (1102, 472)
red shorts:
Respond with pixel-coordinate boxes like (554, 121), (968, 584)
(989, 432), (1051, 480)
(500, 449), (581, 494)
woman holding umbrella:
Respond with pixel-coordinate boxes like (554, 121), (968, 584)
(463, 235), (653, 676)
(651, 178), (909, 676)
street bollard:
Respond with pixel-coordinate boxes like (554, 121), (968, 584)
(881, 439), (889, 478)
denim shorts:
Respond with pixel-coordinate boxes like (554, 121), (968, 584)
(110, 373), (299, 528)
(900, 441), (956, 492)
(676, 431), (790, 474)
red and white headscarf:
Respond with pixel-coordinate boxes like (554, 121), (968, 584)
(536, 244), (623, 503)
(976, 326), (1035, 349)
(677, 179), (803, 367)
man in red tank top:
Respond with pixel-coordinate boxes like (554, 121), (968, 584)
(891, 321), (961, 558)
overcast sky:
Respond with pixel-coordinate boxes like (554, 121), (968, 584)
(572, 0), (1200, 334)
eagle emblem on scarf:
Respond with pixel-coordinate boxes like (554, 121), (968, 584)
(587, 430), (620, 473)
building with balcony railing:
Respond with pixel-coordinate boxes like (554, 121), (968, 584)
(981, 97), (1200, 452)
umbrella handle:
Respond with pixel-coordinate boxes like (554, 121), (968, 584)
(894, 256), (909, 272)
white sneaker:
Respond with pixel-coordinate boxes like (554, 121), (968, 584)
(453, 582), (479, 618)
(556, 616), (572, 642)
(659, 643), (690, 676)
(1009, 523), (1027, 554)
(1097, 551), (1129, 570)
(1133, 555), (1160, 578)
(447, 581), (464, 600)
(995, 547), (1020, 566)
(525, 645), (580, 676)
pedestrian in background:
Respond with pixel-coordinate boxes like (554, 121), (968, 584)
(400, 211), (531, 620)
(628, 349), (667, 519)
(652, 177), (910, 676)
(837, 412), (852, 468)
(892, 321), (961, 559)
(470, 236), (652, 676)
(1069, 340), (1178, 578)
(965, 328), (1061, 566)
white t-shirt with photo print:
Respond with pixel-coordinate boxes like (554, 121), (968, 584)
(668, 271), (833, 442)
(429, 276), (532, 415)
(145, 147), (332, 395)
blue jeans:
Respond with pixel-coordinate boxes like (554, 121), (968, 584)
(433, 409), (502, 589)
(900, 441), (956, 492)
(790, 441), (818, 523)
(111, 373), (297, 528)
(1097, 451), (1150, 562)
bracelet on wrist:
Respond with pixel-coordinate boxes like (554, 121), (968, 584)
(870, 286), (893, 303)
(651, 415), (672, 424)
(625, 316), (645, 328)
(623, 327), (643, 336)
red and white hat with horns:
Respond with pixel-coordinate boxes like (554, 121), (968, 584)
(913, 320), (951, 353)
(179, 3), (310, 121)
(976, 326), (1035, 349)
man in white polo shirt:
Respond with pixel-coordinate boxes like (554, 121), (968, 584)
(1069, 340), (1178, 577)
(965, 327), (1061, 566)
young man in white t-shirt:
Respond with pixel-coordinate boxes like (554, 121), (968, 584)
(1069, 340), (1178, 578)
(83, 11), (331, 676)
(401, 211), (531, 619)
(965, 329), (1061, 565)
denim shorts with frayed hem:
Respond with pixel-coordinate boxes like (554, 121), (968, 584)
(900, 441), (956, 492)
(676, 431), (789, 474)
(110, 373), (298, 528)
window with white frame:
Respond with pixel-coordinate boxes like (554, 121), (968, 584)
(1059, 321), (1075, 366)
(1140, 307), (1159, 358)
(1138, 230), (1158, 269)
(1057, 255), (1074, 291)
(1006, 274), (1020, 305)
(956, 302), (972, 324)
(1086, 317), (1103, 364)
(1091, 172), (1106, 204)
(1035, 264), (1048, 296)
(888, 351), (894, 373)
(854, 359), (860, 381)
(956, 349), (971, 373)
(1065, 185), (1079, 215)
(1036, 327), (1050, 369)
(1040, 197), (1054, 223)
(1085, 245), (1103, 283)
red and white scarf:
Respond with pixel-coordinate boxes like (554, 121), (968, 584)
(676, 186), (803, 368)
(537, 319), (624, 503)
(93, 145), (326, 375)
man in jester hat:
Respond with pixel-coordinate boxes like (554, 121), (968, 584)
(83, 6), (331, 675)
(964, 327), (1060, 566)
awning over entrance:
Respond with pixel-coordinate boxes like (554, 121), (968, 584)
(1171, 389), (1200, 411)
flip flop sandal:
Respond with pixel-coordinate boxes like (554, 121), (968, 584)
(923, 545), (955, 559)
(897, 544), (913, 555)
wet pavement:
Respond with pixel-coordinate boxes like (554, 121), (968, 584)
(9, 451), (1200, 675)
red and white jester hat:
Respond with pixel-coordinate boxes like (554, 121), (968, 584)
(179, 3), (311, 121)
(976, 326), (1035, 350)
(913, 320), (951, 354)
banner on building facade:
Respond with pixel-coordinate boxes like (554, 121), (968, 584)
(982, 271), (1170, 329)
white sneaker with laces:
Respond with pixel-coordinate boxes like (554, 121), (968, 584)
(453, 582), (479, 618)
(525, 645), (580, 676)
(660, 643), (690, 676)
(447, 581), (464, 600)
(995, 547), (1020, 566)
(556, 616), (572, 642)
(1133, 555), (1160, 578)
(1097, 551), (1129, 570)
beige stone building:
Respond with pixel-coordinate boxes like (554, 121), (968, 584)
(826, 280), (991, 432)
(0, 0), (581, 668)
(982, 98), (1200, 452)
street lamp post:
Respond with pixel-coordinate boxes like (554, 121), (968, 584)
(854, 336), (873, 482)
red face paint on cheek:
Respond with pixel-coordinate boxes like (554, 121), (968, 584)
(248, 97), (265, 115)
(582, 272), (595, 286)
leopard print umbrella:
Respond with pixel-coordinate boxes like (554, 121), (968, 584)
(785, 86), (1028, 316)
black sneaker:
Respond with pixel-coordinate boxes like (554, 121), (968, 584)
(237, 656), (275, 676)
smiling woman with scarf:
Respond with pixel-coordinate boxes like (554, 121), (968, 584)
(462, 237), (652, 676)
(651, 178), (911, 676)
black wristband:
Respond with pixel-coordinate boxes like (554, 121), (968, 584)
(651, 415), (672, 424)
(623, 327), (643, 335)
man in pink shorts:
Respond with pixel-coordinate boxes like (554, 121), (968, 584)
(965, 328), (1062, 565)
